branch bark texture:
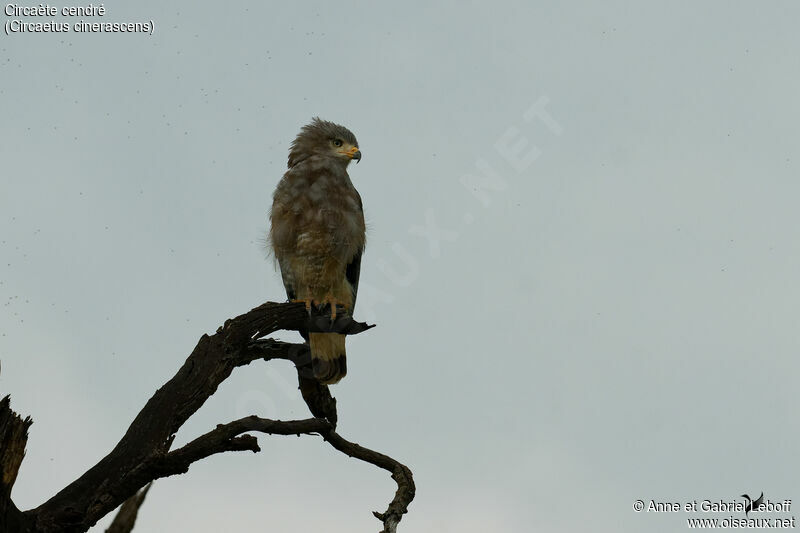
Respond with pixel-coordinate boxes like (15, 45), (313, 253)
(0, 301), (413, 533)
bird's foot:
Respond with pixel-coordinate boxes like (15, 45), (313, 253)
(315, 294), (339, 321)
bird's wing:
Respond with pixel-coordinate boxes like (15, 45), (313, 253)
(277, 258), (308, 341)
(278, 257), (296, 302)
(346, 248), (362, 311)
(754, 493), (764, 507)
(345, 191), (364, 311)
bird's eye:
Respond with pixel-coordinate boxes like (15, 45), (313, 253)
(333, 139), (343, 147)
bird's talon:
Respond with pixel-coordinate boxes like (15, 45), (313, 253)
(322, 294), (338, 321)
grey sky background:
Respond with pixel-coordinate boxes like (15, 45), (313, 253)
(2, 2), (799, 531)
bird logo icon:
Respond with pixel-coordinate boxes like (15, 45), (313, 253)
(741, 492), (764, 516)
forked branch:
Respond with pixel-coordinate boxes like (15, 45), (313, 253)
(0, 301), (413, 533)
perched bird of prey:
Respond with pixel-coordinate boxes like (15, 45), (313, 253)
(269, 118), (366, 384)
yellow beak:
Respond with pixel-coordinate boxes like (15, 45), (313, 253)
(345, 146), (362, 162)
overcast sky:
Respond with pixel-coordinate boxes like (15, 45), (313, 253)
(2, 2), (799, 532)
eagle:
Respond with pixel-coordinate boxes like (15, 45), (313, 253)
(268, 118), (366, 384)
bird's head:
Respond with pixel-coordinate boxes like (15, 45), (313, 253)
(288, 117), (361, 168)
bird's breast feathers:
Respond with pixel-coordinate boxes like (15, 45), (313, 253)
(270, 165), (365, 264)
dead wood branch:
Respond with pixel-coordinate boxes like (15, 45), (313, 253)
(0, 301), (413, 533)
(104, 483), (151, 533)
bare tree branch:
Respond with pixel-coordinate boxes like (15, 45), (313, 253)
(152, 415), (415, 533)
(246, 340), (339, 424)
(0, 396), (33, 532)
(104, 484), (151, 533)
(154, 416), (331, 476)
(0, 301), (413, 533)
(322, 430), (416, 533)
